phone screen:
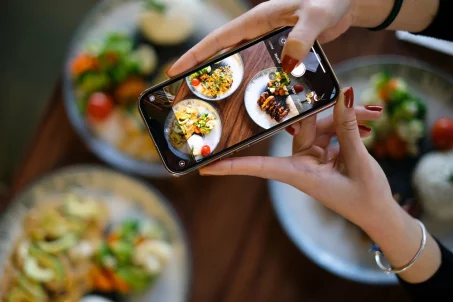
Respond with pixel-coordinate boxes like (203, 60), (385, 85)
(139, 27), (339, 173)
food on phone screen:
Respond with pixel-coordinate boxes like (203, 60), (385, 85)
(70, 33), (159, 162)
(189, 65), (234, 98)
(431, 118), (453, 150)
(361, 72), (427, 159)
(257, 94), (289, 122)
(267, 71), (290, 96)
(167, 100), (220, 160)
(413, 151), (453, 220)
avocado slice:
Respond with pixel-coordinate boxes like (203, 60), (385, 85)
(64, 193), (99, 219)
(37, 233), (78, 254)
(18, 275), (47, 302)
(24, 257), (54, 282)
(117, 266), (153, 292)
(7, 286), (37, 302)
(26, 247), (64, 285)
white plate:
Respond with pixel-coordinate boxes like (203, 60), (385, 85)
(164, 99), (222, 160)
(185, 54), (244, 101)
(269, 56), (453, 285)
(0, 166), (191, 301)
(244, 67), (304, 129)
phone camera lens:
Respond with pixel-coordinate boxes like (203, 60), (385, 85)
(179, 161), (186, 167)
(279, 36), (287, 46)
(149, 95), (155, 102)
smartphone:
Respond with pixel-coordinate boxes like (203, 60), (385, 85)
(139, 26), (340, 176)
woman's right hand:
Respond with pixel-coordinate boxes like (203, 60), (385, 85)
(168, 0), (355, 77)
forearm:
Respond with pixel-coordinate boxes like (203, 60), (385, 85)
(351, 0), (440, 33)
(361, 201), (441, 283)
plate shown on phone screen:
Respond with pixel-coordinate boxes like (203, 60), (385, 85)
(244, 68), (305, 129)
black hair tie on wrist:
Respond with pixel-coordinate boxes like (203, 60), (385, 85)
(368, 0), (404, 31)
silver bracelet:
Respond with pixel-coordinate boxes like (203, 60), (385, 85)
(372, 219), (427, 274)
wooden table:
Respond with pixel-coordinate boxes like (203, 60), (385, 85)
(7, 16), (453, 302)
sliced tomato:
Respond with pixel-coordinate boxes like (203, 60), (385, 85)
(71, 53), (99, 77)
(191, 78), (201, 86)
(87, 92), (114, 121)
(279, 89), (286, 96)
(431, 118), (453, 150)
(201, 145), (211, 157)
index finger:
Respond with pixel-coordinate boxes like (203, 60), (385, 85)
(167, 1), (295, 77)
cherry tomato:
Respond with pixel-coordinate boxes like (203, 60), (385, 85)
(87, 92), (114, 121)
(201, 145), (211, 157)
(431, 118), (453, 150)
(294, 84), (304, 93)
(279, 89), (286, 96)
(191, 78), (201, 86)
(386, 134), (408, 159)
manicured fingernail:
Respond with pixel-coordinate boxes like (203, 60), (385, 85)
(358, 124), (372, 132)
(285, 126), (295, 136)
(344, 87), (354, 108)
(282, 55), (299, 73)
(365, 105), (383, 112)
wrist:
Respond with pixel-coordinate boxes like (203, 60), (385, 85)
(350, 0), (394, 28)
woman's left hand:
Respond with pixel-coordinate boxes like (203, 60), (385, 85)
(198, 88), (393, 230)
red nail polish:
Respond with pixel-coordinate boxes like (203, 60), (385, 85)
(285, 126), (295, 136)
(344, 87), (354, 108)
(358, 124), (372, 132)
(282, 55), (299, 73)
(365, 105), (383, 112)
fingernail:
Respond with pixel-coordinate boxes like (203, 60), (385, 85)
(365, 105), (383, 112)
(282, 55), (299, 73)
(285, 126), (295, 136)
(358, 124), (372, 132)
(344, 87), (354, 108)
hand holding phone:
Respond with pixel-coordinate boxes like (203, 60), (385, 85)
(139, 27), (340, 175)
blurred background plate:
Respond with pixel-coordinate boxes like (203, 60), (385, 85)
(269, 56), (453, 285)
(63, 0), (246, 178)
(0, 165), (190, 301)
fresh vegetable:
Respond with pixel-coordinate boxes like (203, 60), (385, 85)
(37, 233), (78, 254)
(95, 219), (171, 294)
(71, 54), (99, 77)
(114, 77), (147, 104)
(24, 257), (54, 282)
(7, 287), (37, 302)
(87, 92), (114, 121)
(431, 118), (453, 150)
(194, 113), (216, 135)
(191, 78), (200, 86)
(27, 247), (65, 284)
(361, 72), (426, 158)
(386, 134), (408, 159)
(90, 267), (114, 292)
(267, 71), (291, 96)
(201, 145), (211, 157)
(18, 275), (47, 302)
(116, 266), (152, 292)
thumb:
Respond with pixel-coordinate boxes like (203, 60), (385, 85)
(281, 18), (322, 73)
(334, 87), (369, 174)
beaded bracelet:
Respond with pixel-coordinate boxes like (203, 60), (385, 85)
(370, 219), (427, 274)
